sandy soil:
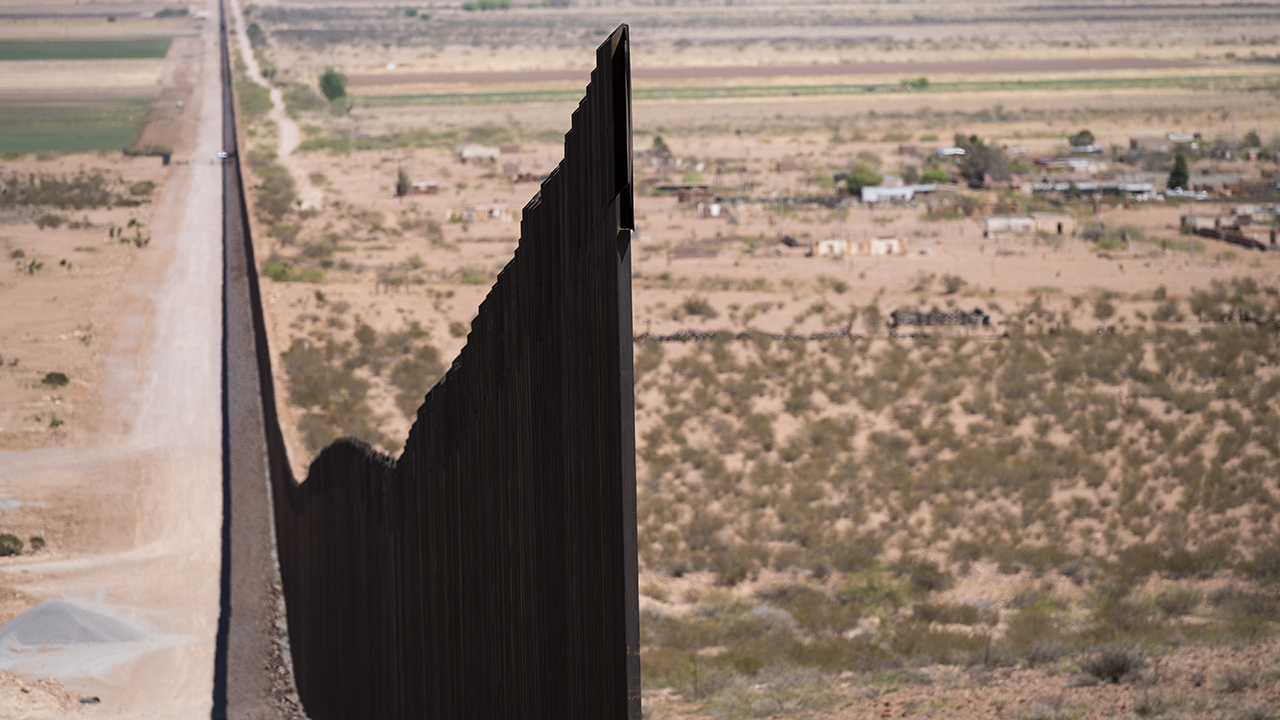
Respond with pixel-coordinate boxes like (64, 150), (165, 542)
(0, 59), (165, 91)
(0, 0), (224, 715)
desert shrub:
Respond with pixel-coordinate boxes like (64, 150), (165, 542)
(913, 601), (992, 626)
(1080, 645), (1146, 683)
(35, 212), (68, 229)
(757, 585), (860, 635)
(1153, 298), (1183, 322)
(941, 273), (967, 295)
(1209, 585), (1280, 621)
(41, 371), (69, 387)
(711, 545), (761, 587)
(1230, 704), (1274, 720)
(0, 534), (21, 556)
(838, 568), (911, 613)
(674, 294), (718, 320)
(640, 580), (669, 602)
(28, 535), (44, 552)
(129, 180), (155, 196)
(1217, 665), (1259, 693)
(236, 77), (272, 120)
(1002, 601), (1067, 666)
(283, 83), (326, 115)
(389, 343), (445, 416)
(0, 170), (115, 209)
(254, 164), (298, 224)
(268, 222), (301, 245)
(702, 665), (843, 718)
(889, 618), (988, 664)
(260, 258), (323, 283)
(1153, 584), (1202, 617)
(1240, 535), (1280, 583)
(1093, 295), (1116, 321)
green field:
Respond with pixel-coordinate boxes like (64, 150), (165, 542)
(0, 38), (173, 61)
(359, 74), (1274, 108)
(0, 100), (151, 153)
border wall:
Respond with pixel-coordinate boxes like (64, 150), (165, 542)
(228, 24), (639, 720)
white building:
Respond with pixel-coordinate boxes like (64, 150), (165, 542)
(861, 185), (915, 203)
(983, 216), (1036, 237)
(812, 239), (848, 257)
(866, 237), (902, 256)
(458, 144), (501, 163)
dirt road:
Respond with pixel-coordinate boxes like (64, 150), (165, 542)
(347, 57), (1200, 88)
(228, 0), (323, 211)
(0, 0), (224, 714)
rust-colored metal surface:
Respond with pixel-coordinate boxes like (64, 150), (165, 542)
(224, 23), (638, 720)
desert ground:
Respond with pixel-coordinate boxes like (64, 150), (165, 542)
(1, 0), (1279, 717)
(0, 0), (224, 715)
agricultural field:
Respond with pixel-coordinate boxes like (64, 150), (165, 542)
(0, 38), (174, 61)
(229, 0), (1280, 718)
(0, 99), (154, 154)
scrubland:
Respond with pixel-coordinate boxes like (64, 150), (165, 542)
(216, 1), (1280, 717)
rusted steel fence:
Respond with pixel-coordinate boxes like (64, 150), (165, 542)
(232, 26), (638, 720)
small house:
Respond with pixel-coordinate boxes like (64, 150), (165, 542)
(811, 239), (848, 257)
(1031, 213), (1075, 236)
(983, 216), (1035, 237)
(410, 181), (439, 196)
(1190, 173), (1241, 192)
(866, 237), (902, 256)
(861, 185), (915, 203)
(458, 144), (501, 163)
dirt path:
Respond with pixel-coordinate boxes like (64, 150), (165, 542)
(0, 0), (224, 715)
(346, 57), (1202, 88)
(227, 0), (323, 210)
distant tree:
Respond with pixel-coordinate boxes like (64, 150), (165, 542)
(1168, 153), (1189, 191)
(319, 67), (347, 102)
(901, 165), (920, 184)
(404, 7), (417, 16)
(246, 22), (267, 47)
(1069, 129), (1095, 147)
(1242, 130), (1262, 148)
(845, 164), (884, 194)
(650, 135), (673, 165)
(395, 166), (411, 197)
(954, 133), (1009, 188)
(1093, 295), (1115, 321)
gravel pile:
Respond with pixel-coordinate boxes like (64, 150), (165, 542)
(0, 601), (142, 649)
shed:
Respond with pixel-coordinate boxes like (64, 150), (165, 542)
(866, 237), (902, 256)
(811, 239), (848, 257)
(861, 186), (915, 203)
(1031, 213), (1075, 236)
(983, 216), (1035, 237)
(459, 144), (500, 163)
(410, 181), (439, 195)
